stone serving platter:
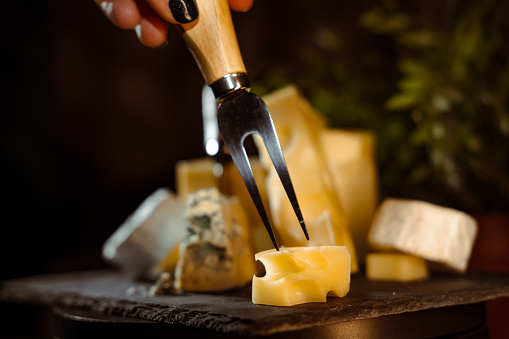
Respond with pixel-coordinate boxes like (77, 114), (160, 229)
(1, 269), (509, 336)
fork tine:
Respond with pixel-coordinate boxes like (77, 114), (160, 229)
(239, 92), (309, 242)
(227, 141), (280, 251)
(217, 90), (308, 250)
(262, 131), (309, 241)
(217, 91), (279, 250)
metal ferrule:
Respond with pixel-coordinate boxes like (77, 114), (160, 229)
(210, 73), (250, 100)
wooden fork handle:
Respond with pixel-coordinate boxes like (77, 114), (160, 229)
(178, 0), (247, 86)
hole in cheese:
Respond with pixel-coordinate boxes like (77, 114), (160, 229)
(255, 260), (266, 278)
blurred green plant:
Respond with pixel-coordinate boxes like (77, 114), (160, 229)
(254, 0), (509, 212)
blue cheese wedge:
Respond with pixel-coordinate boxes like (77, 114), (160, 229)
(368, 198), (478, 273)
(173, 188), (255, 292)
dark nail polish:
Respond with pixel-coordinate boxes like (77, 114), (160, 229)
(169, 0), (198, 24)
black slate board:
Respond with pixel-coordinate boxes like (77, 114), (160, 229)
(1, 269), (509, 336)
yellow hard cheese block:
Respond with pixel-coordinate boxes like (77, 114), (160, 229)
(319, 129), (379, 263)
(365, 252), (429, 282)
(153, 245), (180, 276)
(252, 246), (350, 306)
(175, 158), (218, 200)
(260, 85), (359, 272)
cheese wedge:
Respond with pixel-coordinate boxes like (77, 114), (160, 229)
(252, 246), (351, 306)
(154, 158), (219, 277)
(320, 129), (379, 263)
(175, 158), (218, 200)
(174, 188), (255, 292)
(259, 86), (359, 272)
(102, 188), (184, 279)
(175, 156), (273, 254)
(368, 198), (478, 273)
(365, 252), (429, 282)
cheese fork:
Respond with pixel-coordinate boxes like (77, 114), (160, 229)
(178, 0), (308, 250)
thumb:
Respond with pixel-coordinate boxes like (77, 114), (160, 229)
(144, 0), (199, 24)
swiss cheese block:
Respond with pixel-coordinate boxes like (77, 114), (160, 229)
(365, 252), (429, 282)
(368, 198), (478, 273)
(252, 246), (351, 306)
(260, 85), (359, 272)
(102, 188), (184, 279)
(174, 188), (255, 292)
(175, 158), (218, 200)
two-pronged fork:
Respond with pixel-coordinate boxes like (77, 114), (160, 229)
(178, 0), (308, 250)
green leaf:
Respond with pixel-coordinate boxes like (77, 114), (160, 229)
(399, 60), (429, 76)
(359, 9), (385, 29)
(408, 164), (431, 184)
(385, 92), (421, 110)
(397, 30), (436, 48)
(360, 9), (409, 34)
(399, 76), (427, 92)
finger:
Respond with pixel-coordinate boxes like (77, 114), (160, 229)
(135, 0), (170, 47)
(144, 0), (198, 24)
(94, 0), (141, 29)
(228, 0), (253, 12)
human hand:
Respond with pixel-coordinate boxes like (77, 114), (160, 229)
(94, 0), (254, 48)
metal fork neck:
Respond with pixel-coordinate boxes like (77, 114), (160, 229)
(210, 73), (250, 101)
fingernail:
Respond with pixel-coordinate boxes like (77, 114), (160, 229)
(169, 0), (198, 23)
(134, 24), (142, 39)
(100, 1), (114, 16)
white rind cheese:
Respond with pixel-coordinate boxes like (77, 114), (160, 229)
(102, 188), (185, 279)
(368, 198), (478, 273)
(174, 188), (255, 292)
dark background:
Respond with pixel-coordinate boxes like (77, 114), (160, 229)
(2, 0), (205, 280)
